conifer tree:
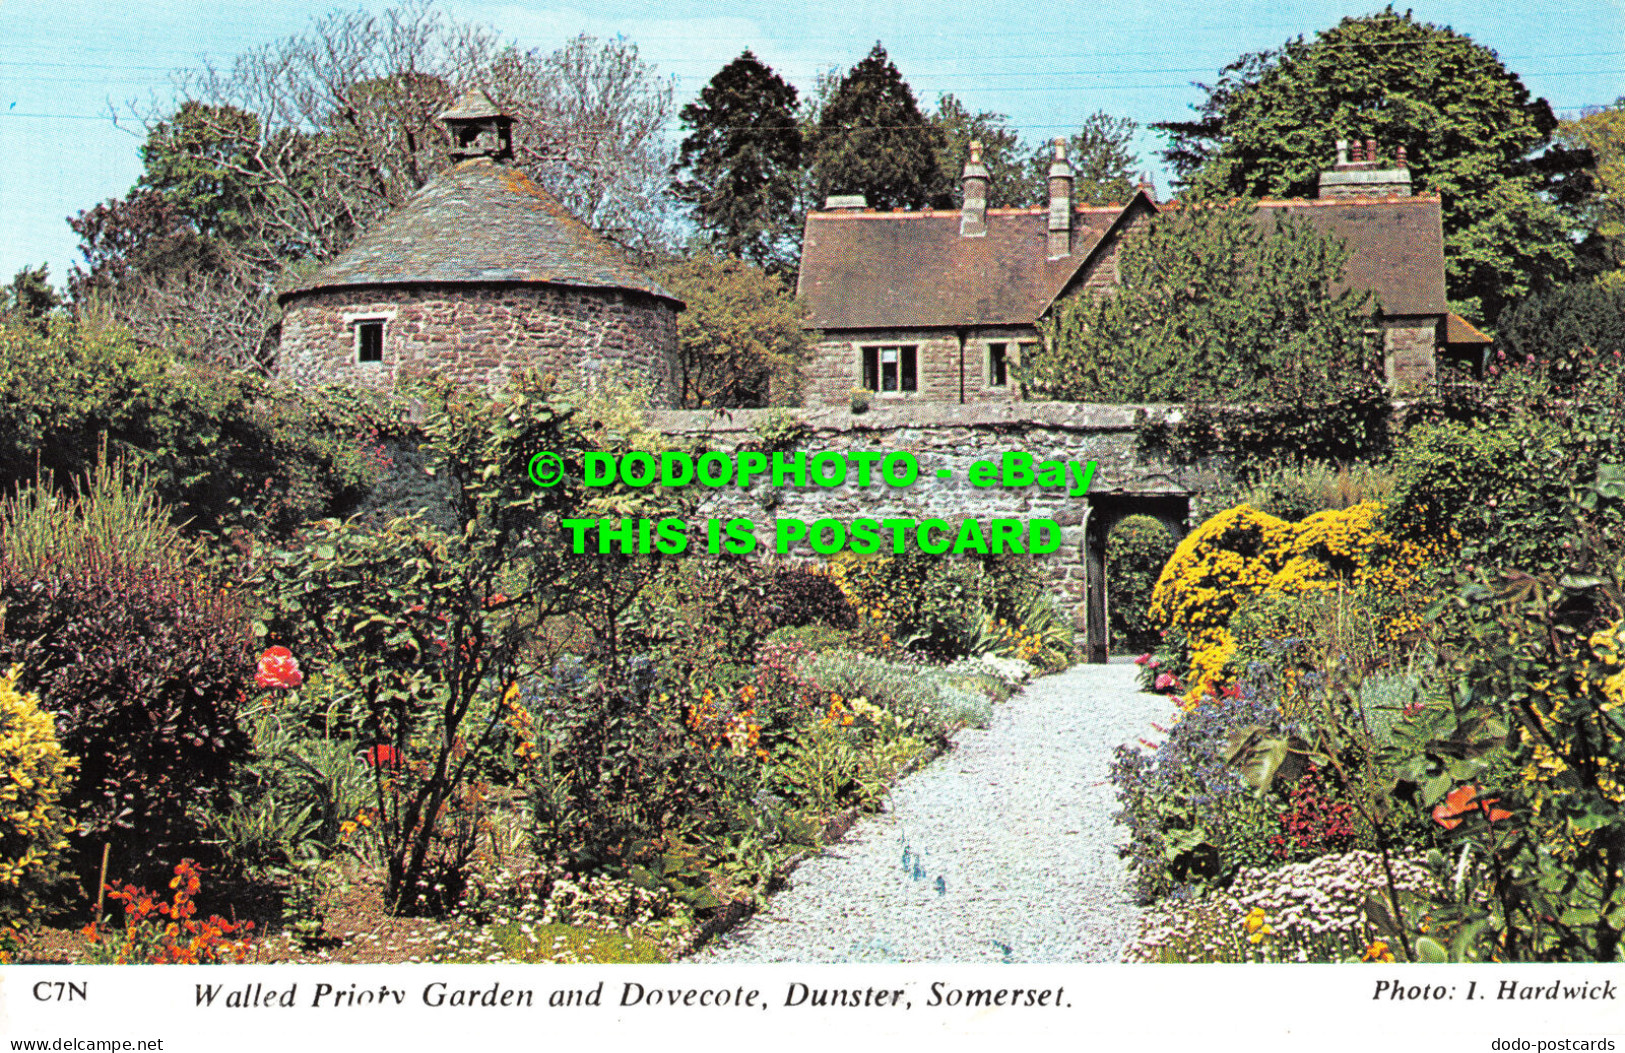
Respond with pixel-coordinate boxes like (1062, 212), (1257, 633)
(809, 43), (942, 211)
(674, 51), (804, 273)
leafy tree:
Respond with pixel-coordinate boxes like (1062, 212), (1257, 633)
(654, 253), (814, 407)
(809, 43), (943, 211)
(1558, 100), (1625, 283)
(1028, 199), (1379, 405)
(674, 51), (804, 273)
(929, 95), (1027, 208)
(1157, 7), (1577, 322)
(1023, 112), (1142, 206)
(1, 265), (62, 325)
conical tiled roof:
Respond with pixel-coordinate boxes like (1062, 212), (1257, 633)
(438, 87), (504, 122)
(279, 158), (679, 305)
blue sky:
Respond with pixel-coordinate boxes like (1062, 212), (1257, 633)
(2, 0), (1622, 287)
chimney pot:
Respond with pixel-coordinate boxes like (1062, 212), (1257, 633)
(824, 194), (868, 212)
(1366, 138), (1378, 164)
(1335, 139), (1349, 167)
(1047, 138), (1074, 258)
(1396, 145), (1407, 165)
(960, 140), (990, 237)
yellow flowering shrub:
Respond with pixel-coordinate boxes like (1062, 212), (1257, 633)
(1148, 505), (1294, 703)
(1520, 621), (1625, 855)
(0, 665), (76, 927)
(1151, 501), (1448, 704)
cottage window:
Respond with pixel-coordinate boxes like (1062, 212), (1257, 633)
(987, 342), (1009, 387)
(860, 345), (917, 393)
(354, 319), (385, 364)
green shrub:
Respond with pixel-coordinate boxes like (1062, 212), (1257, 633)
(1107, 515), (1178, 653)
(635, 558), (857, 697)
(523, 657), (762, 878)
(827, 550), (1050, 662)
(0, 668), (76, 926)
(0, 460), (252, 887)
(1387, 417), (1566, 570)
(772, 719), (926, 815)
(0, 316), (387, 536)
(196, 711), (372, 875)
(765, 624), (862, 655)
(1497, 281), (1625, 380)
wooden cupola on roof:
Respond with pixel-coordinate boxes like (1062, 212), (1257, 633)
(440, 88), (512, 162)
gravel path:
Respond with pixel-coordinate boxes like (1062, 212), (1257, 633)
(693, 662), (1177, 963)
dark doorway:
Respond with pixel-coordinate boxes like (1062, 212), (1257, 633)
(1083, 493), (1189, 664)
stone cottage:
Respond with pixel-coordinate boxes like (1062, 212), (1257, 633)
(277, 89), (682, 402)
(796, 138), (1489, 407)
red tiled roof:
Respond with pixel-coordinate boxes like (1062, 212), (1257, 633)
(1255, 196), (1447, 317)
(798, 192), (1447, 330)
(797, 205), (1129, 329)
(1445, 311), (1492, 344)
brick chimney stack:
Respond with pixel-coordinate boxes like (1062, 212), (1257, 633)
(1318, 136), (1413, 198)
(1047, 138), (1074, 258)
(960, 140), (990, 237)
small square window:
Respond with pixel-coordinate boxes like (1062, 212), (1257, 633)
(355, 319), (385, 364)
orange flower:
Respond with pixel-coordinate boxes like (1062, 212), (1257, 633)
(1432, 784), (1513, 829)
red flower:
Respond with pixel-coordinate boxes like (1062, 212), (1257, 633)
(255, 646), (303, 689)
(1154, 672), (1178, 691)
(363, 744), (401, 769)
(1432, 784), (1512, 830)
(1134, 653), (1152, 666)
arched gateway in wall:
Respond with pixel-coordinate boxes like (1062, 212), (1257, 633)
(1081, 492), (1190, 664)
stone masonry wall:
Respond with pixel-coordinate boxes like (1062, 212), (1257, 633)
(645, 402), (1220, 631)
(804, 329), (961, 408)
(806, 327), (1040, 409)
(279, 283), (679, 404)
(1382, 317), (1440, 395)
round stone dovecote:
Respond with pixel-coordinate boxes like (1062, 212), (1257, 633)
(276, 89), (681, 401)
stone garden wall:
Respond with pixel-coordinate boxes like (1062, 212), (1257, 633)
(646, 402), (1222, 637)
